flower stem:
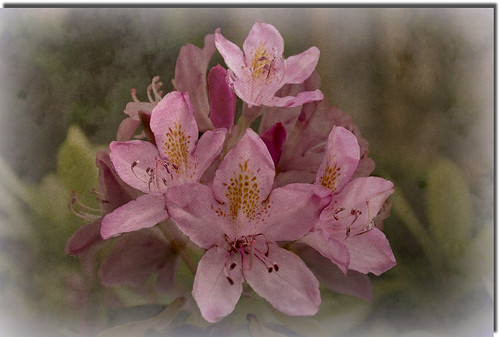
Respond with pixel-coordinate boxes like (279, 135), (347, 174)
(390, 185), (444, 271)
(159, 222), (196, 275)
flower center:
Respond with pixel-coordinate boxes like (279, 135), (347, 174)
(325, 206), (375, 239)
(130, 156), (178, 193)
(223, 234), (279, 286)
(249, 43), (278, 82)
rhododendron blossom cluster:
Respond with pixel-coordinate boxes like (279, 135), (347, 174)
(67, 22), (395, 325)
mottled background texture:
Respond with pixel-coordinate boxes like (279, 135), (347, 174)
(0, 7), (494, 337)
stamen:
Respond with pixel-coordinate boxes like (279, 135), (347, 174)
(345, 209), (362, 239)
(130, 88), (139, 102)
(226, 276), (234, 286)
(151, 76), (163, 102)
(69, 190), (101, 222)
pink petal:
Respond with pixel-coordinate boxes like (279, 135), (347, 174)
(193, 246), (243, 323)
(150, 91), (199, 173)
(242, 22), (284, 60)
(295, 243), (372, 301)
(109, 140), (160, 194)
(244, 244), (320, 316)
(100, 194), (168, 239)
(342, 228), (396, 275)
(267, 89), (324, 108)
(207, 64), (236, 131)
(192, 128), (227, 181)
(212, 129), (275, 234)
(123, 102), (156, 119)
(315, 126), (360, 194)
(165, 182), (229, 248)
(263, 183), (331, 242)
(214, 28), (246, 79)
(99, 228), (172, 287)
(257, 71), (321, 135)
(116, 117), (141, 142)
(260, 122), (287, 167)
(283, 47), (320, 84)
(298, 231), (350, 274)
(95, 149), (141, 213)
(172, 34), (216, 131)
(65, 219), (102, 256)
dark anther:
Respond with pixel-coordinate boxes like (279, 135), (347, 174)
(273, 264), (279, 272)
(131, 161), (139, 168)
(227, 276), (234, 285)
(230, 262), (237, 270)
(268, 266), (273, 273)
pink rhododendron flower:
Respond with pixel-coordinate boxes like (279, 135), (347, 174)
(165, 129), (331, 323)
(215, 22), (324, 108)
(100, 91), (227, 239)
(300, 126), (396, 275)
(268, 97), (375, 187)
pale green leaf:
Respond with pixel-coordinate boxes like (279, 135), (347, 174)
(425, 157), (472, 259)
(57, 125), (100, 208)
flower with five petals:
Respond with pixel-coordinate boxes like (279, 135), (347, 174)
(165, 129), (331, 323)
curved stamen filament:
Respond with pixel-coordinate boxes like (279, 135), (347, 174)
(151, 76), (163, 102)
(69, 190), (101, 222)
(130, 88), (139, 102)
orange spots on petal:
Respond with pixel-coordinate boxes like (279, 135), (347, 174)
(163, 121), (190, 174)
(320, 158), (342, 193)
(222, 160), (269, 225)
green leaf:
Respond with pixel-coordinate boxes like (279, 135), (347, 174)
(57, 125), (100, 208)
(425, 158), (472, 260)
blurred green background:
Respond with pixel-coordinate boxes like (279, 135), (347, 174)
(0, 7), (494, 337)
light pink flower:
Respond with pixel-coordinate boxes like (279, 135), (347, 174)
(215, 22), (324, 108)
(300, 126), (396, 275)
(100, 91), (227, 239)
(165, 129), (331, 323)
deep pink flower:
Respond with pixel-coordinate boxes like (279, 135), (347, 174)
(215, 22), (324, 108)
(300, 126), (396, 275)
(165, 129), (331, 323)
(100, 91), (227, 239)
